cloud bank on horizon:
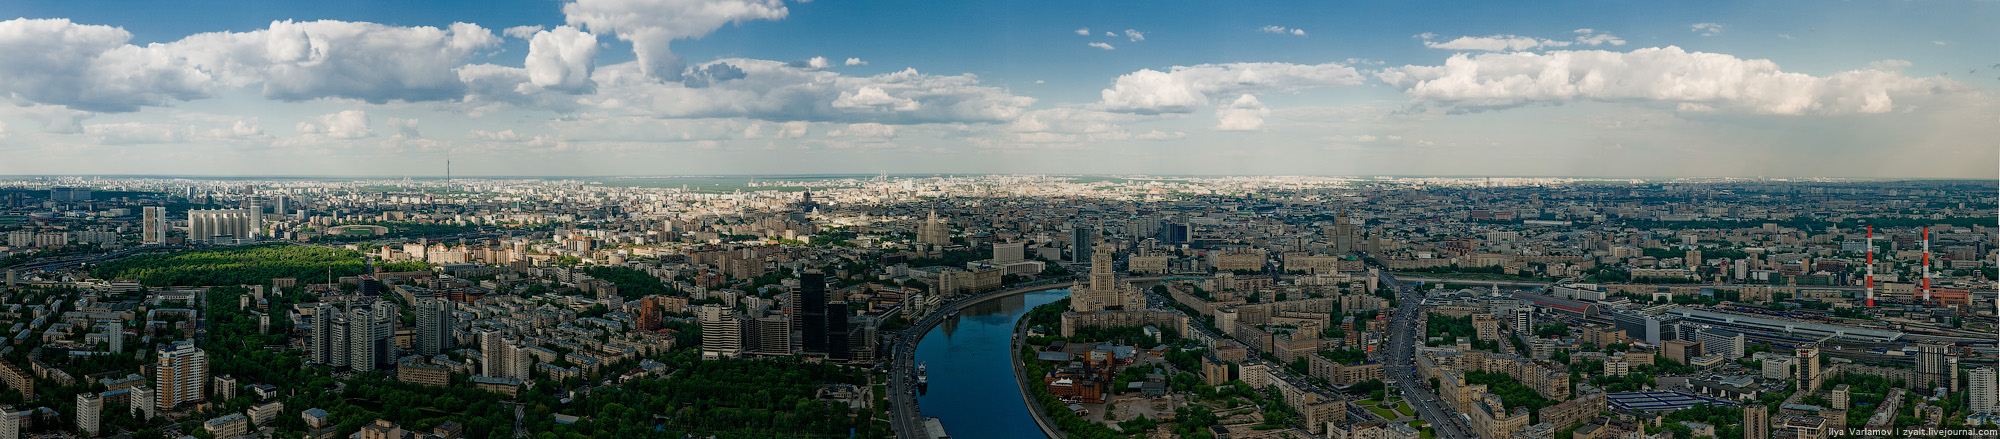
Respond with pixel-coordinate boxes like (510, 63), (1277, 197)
(0, 0), (1993, 177)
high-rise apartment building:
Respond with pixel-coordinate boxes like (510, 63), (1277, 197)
(308, 305), (335, 365)
(0, 405), (15, 439)
(1744, 405), (1769, 439)
(478, 330), (511, 378)
(75, 393), (100, 437)
(106, 322), (123, 354)
(77, 392), (101, 437)
(348, 306), (377, 371)
(1798, 343), (1823, 392)
(414, 298), (454, 356)
(637, 297), (663, 332)
(1970, 366), (1997, 414)
(142, 206), (167, 244)
(156, 341), (207, 411)
(128, 386), (154, 420)
(1918, 343), (1956, 391)
(188, 209), (255, 242)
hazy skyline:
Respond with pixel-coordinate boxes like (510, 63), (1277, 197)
(1, 0), (1995, 178)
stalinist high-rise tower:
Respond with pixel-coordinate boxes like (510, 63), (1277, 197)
(1071, 242), (1143, 312)
(917, 210), (951, 246)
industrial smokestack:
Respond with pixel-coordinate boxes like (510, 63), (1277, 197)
(1865, 225), (1874, 308)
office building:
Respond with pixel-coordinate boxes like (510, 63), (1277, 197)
(1610, 311), (1677, 345)
(247, 401), (284, 426)
(827, 302), (850, 360)
(799, 271), (828, 354)
(203, 413), (249, 438)
(1830, 384), (1850, 410)
(1971, 366), (1997, 414)
(993, 241), (1026, 262)
(414, 297), (454, 356)
(50, 187), (91, 202)
(77, 392), (100, 437)
(1514, 309), (1533, 333)
(188, 209), (256, 243)
(1157, 221), (1189, 245)
(1071, 224), (1094, 263)
(1696, 328), (1745, 360)
(744, 311), (792, 356)
(142, 206), (168, 244)
(156, 341), (207, 411)
(1663, 340), (1701, 364)
(699, 305), (741, 360)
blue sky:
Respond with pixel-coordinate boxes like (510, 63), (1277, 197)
(0, 0), (1994, 177)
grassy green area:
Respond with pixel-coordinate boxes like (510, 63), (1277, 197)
(1367, 405), (1398, 419)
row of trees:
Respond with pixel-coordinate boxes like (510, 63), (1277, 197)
(581, 266), (674, 301)
(91, 244), (427, 287)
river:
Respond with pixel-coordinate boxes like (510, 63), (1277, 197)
(914, 288), (1069, 439)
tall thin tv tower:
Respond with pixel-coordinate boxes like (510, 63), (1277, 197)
(1921, 226), (1932, 304)
(1865, 225), (1874, 307)
(445, 150), (452, 182)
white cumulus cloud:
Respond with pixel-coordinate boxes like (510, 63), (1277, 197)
(1376, 46), (1967, 115)
(85, 122), (191, 144)
(1098, 61), (1365, 113)
(1424, 34), (1572, 52)
(1691, 23), (1724, 36)
(845, 58), (866, 66)
(1075, 28), (1089, 36)
(170, 20), (501, 103)
(525, 26), (601, 93)
(828, 122), (896, 138)
(563, 0), (789, 81)
(503, 25), (545, 39)
(386, 117), (421, 138)
(1261, 26), (1307, 37)
(1572, 29), (1625, 46)
(1214, 94), (1270, 131)
(1089, 42), (1115, 50)
(832, 86), (920, 111)
(0, 18), (214, 112)
(300, 110), (373, 139)
(1124, 29), (1145, 42)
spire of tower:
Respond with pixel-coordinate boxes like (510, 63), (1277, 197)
(1865, 225), (1874, 307)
